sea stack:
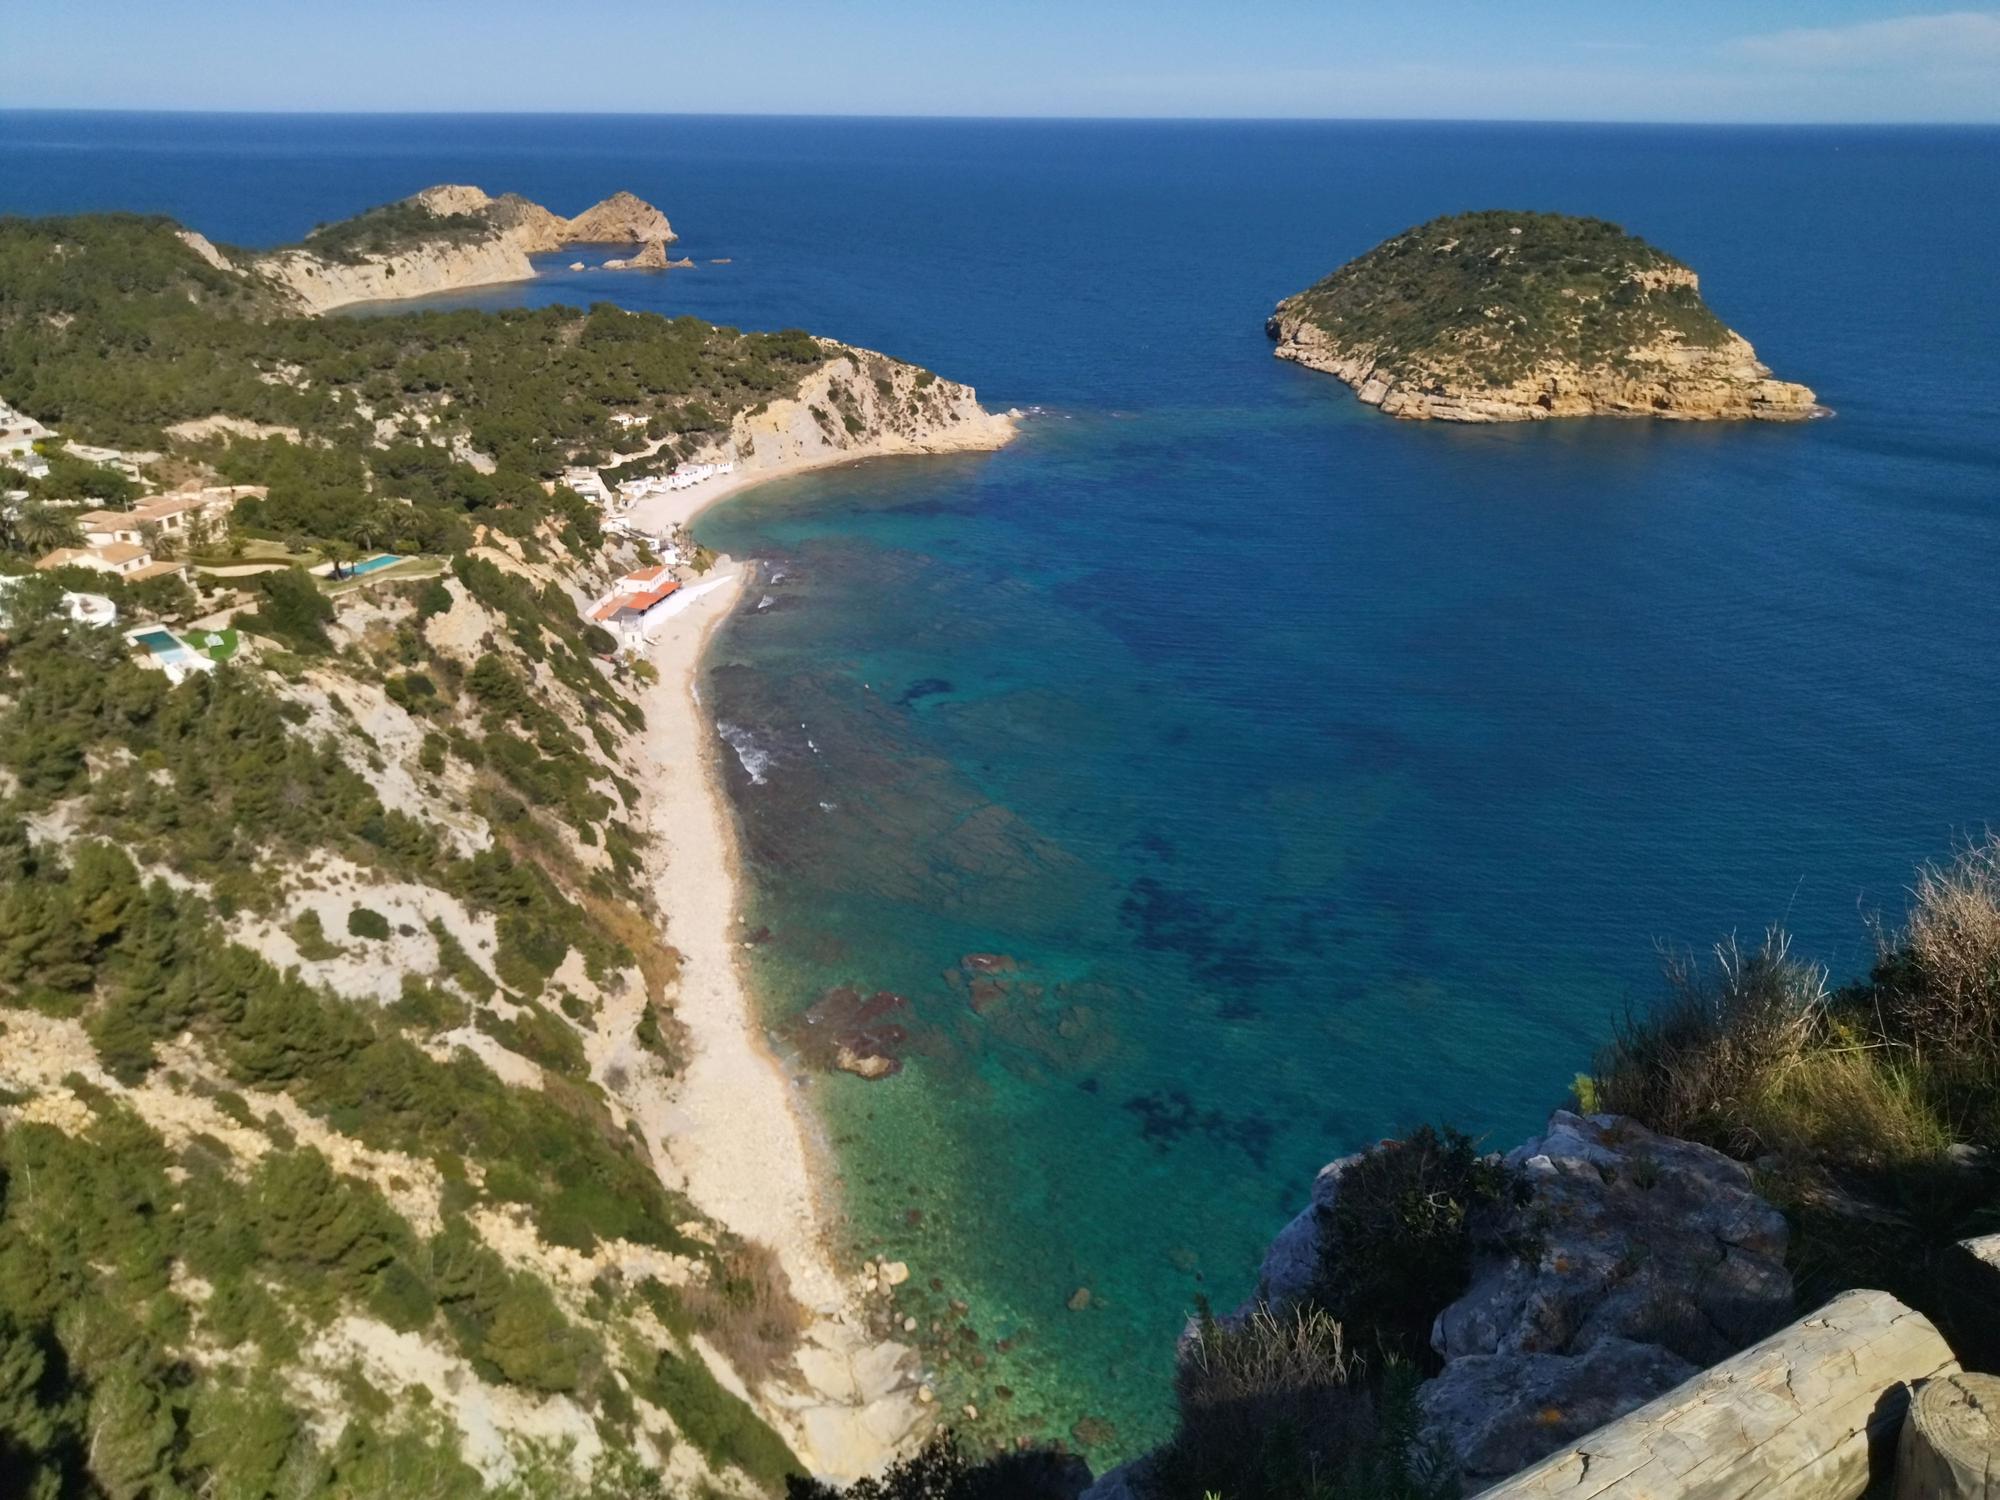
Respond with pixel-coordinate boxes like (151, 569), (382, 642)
(1267, 210), (1820, 422)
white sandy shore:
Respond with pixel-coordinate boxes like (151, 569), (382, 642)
(629, 416), (1016, 1479)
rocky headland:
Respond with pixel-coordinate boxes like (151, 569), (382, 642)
(250, 183), (680, 313)
(1268, 210), (1821, 423)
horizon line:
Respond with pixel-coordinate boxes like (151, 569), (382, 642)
(3, 106), (1997, 130)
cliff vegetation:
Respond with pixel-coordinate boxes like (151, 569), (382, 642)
(0, 201), (1006, 1497)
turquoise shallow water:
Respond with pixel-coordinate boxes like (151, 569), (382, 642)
(6, 112), (1999, 1463)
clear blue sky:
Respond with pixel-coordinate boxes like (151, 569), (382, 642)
(9, 1), (1999, 121)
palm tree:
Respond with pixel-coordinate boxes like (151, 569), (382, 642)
(5, 502), (81, 557)
(347, 507), (393, 557)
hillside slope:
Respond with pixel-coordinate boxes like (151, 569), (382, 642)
(0, 202), (1011, 1496)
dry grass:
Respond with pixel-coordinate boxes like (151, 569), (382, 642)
(1150, 1303), (1385, 1500)
(680, 1237), (809, 1384)
(1886, 835), (2000, 1058)
(1591, 928), (1831, 1156)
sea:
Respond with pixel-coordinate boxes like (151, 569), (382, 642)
(5, 111), (1997, 1462)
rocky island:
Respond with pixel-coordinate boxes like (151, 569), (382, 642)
(1267, 210), (1821, 422)
(247, 183), (680, 312)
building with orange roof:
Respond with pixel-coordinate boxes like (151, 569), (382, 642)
(585, 565), (684, 648)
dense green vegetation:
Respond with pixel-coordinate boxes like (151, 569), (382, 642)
(0, 212), (831, 558)
(1280, 210), (1732, 387)
(0, 577), (802, 1493)
(0, 198), (875, 1493)
(299, 199), (501, 263)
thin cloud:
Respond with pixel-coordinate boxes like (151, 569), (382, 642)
(1730, 10), (2000, 69)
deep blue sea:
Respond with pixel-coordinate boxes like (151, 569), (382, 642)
(5, 111), (1997, 1460)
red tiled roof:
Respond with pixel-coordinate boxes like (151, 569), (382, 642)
(590, 580), (681, 621)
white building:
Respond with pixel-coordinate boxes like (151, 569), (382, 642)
(585, 564), (683, 647)
(0, 574), (117, 628)
(0, 399), (49, 461)
(560, 467), (613, 505)
(37, 543), (186, 583)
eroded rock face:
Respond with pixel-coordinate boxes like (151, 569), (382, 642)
(1268, 310), (1821, 423)
(563, 190), (676, 246)
(1420, 1110), (1793, 1491)
(255, 185), (678, 313)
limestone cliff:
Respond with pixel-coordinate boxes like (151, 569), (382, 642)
(254, 184), (679, 314)
(563, 190), (676, 246)
(256, 235), (540, 316)
(721, 341), (1016, 476)
(1268, 210), (1821, 423)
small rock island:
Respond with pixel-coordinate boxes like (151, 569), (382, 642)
(1267, 210), (1820, 422)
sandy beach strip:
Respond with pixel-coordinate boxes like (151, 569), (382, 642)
(627, 418), (1016, 1477)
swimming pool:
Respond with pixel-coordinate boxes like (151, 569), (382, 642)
(347, 553), (401, 577)
(132, 627), (185, 657)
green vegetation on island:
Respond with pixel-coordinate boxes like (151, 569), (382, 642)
(1267, 210), (1817, 421)
(1277, 210), (1730, 387)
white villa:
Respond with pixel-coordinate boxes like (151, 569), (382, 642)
(585, 564), (683, 647)
(0, 399), (49, 461)
(559, 467), (613, 505)
(49, 486), (248, 578)
(37, 543), (185, 583)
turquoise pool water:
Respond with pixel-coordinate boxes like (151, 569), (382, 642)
(131, 628), (181, 654)
(347, 553), (402, 577)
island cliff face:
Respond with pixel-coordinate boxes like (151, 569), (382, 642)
(1268, 211), (1820, 423)
(251, 184), (679, 314)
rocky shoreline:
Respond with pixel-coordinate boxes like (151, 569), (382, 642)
(251, 183), (681, 314)
(1268, 210), (1824, 424)
(1267, 307), (1825, 423)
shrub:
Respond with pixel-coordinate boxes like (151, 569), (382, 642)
(1881, 837), (2000, 1060)
(1146, 1304), (1451, 1500)
(678, 1239), (807, 1384)
(289, 909), (342, 960)
(244, 568), (334, 654)
(786, 1430), (1089, 1500)
(346, 906), (391, 941)
(1589, 930), (1830, 1157)
(1309, 1127), (1517, 1368)
(641, 1348), (799, 1492)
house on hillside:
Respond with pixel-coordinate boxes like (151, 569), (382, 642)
(78, 510), (147, 549)
(559, 467), (613, 505)
(586, 564), (682, 648)
(0, 575), (117, 628)
(132, 489), (238, 538)
(38, 543), (187, 583)
(0, 399), (49, 461)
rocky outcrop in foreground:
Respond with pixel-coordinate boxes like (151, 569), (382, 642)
(1269, 210), (1821, 422)
(1250, 1111), (1794, 1494)
(1419, 1112), (1792, 1489)
(253, 184), (679, 314)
